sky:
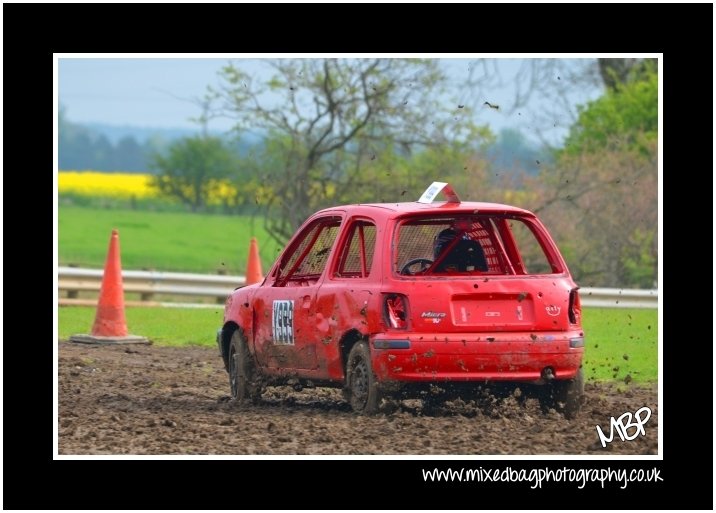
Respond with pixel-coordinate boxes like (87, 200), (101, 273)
(57, 56), (605, 145)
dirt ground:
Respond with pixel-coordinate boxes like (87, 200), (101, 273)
(58, 340), (658, 455)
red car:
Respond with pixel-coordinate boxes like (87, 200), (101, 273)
(217, 184), (585, 417)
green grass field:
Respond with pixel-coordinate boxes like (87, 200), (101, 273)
(581, 307), (657, 383)
(59, 306), (224, 346)
(59, 205), (284, 274)
(58, 306), (657, 384)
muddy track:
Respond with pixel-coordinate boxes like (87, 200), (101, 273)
(58, 341), (658, 455)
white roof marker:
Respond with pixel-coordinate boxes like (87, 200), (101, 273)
(417, 181), (461, 204)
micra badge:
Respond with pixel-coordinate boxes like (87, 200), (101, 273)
(421, 311), (446, 324)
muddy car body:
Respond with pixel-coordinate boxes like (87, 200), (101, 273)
(218, 190), (585, 416)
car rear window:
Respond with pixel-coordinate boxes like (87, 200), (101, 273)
(393, 214), (561, 276)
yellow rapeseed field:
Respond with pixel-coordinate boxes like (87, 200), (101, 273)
(58, 171), (252, 205)
(59, 171), (157, 199)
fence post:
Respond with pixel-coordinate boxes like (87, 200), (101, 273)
(216, 268), (227, 304)
(67, 263), (79, 299)
(140, 267), (154, 302)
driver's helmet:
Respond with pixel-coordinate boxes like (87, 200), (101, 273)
(433, 228), (459, 260)
(434, 218), (472, 259)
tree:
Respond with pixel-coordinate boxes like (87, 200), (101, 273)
(59, 106), (152, 172)
(150, 136), (238, 212)
(91, 135), (114, 170)
(59, 106), (96, 169)
(459, 57), (656, 148)
(210, 58), (489, 243)
(597, 58), (655, 91)
(485, 128), (545, 177)
(562, 62), (657, 155)
(472, 58), (660, 287)
(114, 136), (147, 172)
(522, 62), (658, 287)
(525, 141), (657, 288)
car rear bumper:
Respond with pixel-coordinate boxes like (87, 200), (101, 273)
(370, 331), (584, 383)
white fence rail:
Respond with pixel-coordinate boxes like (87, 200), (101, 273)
(58, 266), (245, 307)
(58, 266), (658, 309)
(578, 287), (657, 309)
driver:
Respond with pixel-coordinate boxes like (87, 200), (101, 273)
(432, 219), (488, 272)
(433, 227), (462, 260)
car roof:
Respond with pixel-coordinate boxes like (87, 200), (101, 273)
(313, 201), (534, 220)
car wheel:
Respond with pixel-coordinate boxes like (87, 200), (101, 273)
(228, 330), (260, 403)
(345, 341), (382, 414)
(540, 368), (584, 419)
(555, 368), (585, 419)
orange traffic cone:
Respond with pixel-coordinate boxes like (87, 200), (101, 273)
(70, 229), (149, 345)
(245, 237), (264, 285)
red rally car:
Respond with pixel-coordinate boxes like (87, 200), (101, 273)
(217, 183), (585, 417)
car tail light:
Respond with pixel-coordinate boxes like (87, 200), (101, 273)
(384, 294), (409, 329)
(568, 288), (581, 324)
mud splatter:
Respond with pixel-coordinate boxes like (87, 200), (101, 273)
(58, 341), (657, 455)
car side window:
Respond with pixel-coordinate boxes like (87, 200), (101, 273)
(334, 220), (377, 278)
(276, 216), (342, 285)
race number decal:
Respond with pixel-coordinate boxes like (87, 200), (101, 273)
(272, 300), (295, 345)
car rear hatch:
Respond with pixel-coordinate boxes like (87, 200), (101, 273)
(403, 278), (575, 333)
(389, 211), (580, 335)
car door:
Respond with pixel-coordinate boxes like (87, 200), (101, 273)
(253, 215), (343, 371)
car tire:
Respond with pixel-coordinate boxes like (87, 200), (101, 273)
(540, 368), (584, 419)
(228, 330), (260, 404)
(345, 341), (382, 414)
(555, 368), (585, 419)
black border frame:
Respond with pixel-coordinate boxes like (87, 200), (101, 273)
(3, 2), (712, 510)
